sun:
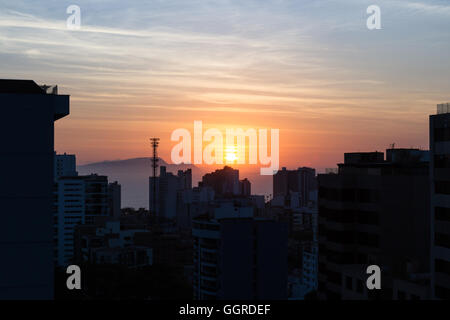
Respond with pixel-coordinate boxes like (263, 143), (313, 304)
(225, 145), (238, 163)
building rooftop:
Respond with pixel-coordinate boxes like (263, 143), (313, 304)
(0, 79), (69, 121)
(0, 79), (46, 94)
(344, 152), (384, 165)
(0, 79), (60, 95)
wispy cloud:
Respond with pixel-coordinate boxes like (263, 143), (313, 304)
(401, 1), (450, 16)
(0, 0), (448, 166)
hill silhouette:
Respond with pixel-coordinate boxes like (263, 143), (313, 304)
(78, 157), (205, 209)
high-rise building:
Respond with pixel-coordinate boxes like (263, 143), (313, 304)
(302, 242), (318, 294)
(239, 178), (251, 196)
(192, 203), (288, 300)
(54, 174), (112, 266)
(318, 149), (430, 300)
(108, 181), (122, 220)
(54, 152), (77, 179)
(149, 166), (192, 220)
(200, 166), (240, 197)
(0, 80), (69, 299)
(430, 103), (450, 300)
(177, 186), (215, 232)
(273, 167), (316, 207)
(53, 153), (121, 266)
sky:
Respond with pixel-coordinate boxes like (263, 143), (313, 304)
(1, 0), (449, 169)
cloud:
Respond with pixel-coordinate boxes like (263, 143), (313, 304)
(0, 0), (448, 166)
(24, 48), (40, 56)
(402, 1), (450, 16)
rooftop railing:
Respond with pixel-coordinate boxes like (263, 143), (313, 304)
(437, 103), (450, 114)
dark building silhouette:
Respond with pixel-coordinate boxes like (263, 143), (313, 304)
(192, 204), (288, 300)
(273, 167), (316, 206)
(430, 103), (450, 300)
(108, 181), (122, 220)
(54, 174), (120, 266)
(149, 166), (192, 219)
(239, 178), (251, 196)
(0, 80), (69, 299)
(318, 149), (430, 300)
(200, 166), (239, 196)
(73, 220), (153, 267)
(54, 152), (77, 178)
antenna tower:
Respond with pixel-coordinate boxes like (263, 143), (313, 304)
(150, 138), (160, 215)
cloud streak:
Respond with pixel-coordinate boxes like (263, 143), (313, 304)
(0, 0), (448, 167)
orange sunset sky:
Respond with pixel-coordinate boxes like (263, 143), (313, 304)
(1, 0), (449, 170)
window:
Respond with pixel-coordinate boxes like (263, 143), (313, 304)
(345, 276), (353, 290)
(435, 154), (450, 168)
(357, 232), (379, 248)
(326, 229), (354, 244)
(435, 259), (450, 276)
(326, 270), (342, 285)
(435, 181), (450, 195)
(434, 127), (450, 142)
(357, 211), (379, 225)
(356, 280), (363, 293)
(357, 253), (367, 264)
(436, 207), (450, 222)
(435, 233), (450, 249)
(435, 285), (450, 299)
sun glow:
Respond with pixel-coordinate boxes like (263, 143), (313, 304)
(225, 145), (238, 163)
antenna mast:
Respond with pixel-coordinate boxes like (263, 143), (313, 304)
(150, 138), (160, 215)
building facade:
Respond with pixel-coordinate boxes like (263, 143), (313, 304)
(192, 203), (288, 300)
(0, 80), (69, 299)
(149, 166), (192, 219)
(318, 149), (430, 299)
(54, 153), (77, 179)
(430, 103), (450, 299)
(54, 174), (118, 266)
(200, 166), (240, 197)
(273, 167), (316, 207)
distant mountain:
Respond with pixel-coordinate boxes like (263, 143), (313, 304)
(78, 158), (273, 209)
(77, 158), (205, 209)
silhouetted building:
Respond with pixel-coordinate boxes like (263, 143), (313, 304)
(273, 167), (316, 207)
(192, 203), (288, 300)
(74, 220), (152, 267)
(0, 79), (69, 299)
(177, 186), (215, 232)
(271, 200), (318, 299)
(239, 178), (251, 196)
(54, 153), (77, 179)
(55, 174), (111, 266)
(302, 241), (318, 294)
(430, 103), (450, 300)
(108, 181), (122, 220)
(200, 166), (240, 196)
(149, 166), (192, 220)
(318, 149), (430, 300)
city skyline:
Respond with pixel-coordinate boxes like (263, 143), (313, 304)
(1, 0), (449, 168)
(1, 78), (448, 301)
(2, 0), (450, 305)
